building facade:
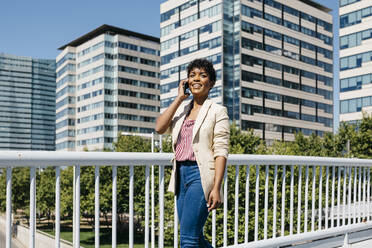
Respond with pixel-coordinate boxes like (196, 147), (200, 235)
(160, 0), (334, 142)
(0, 53), (56, 150)
(56, 25), (160, 151)
(340, 0), (372, 124)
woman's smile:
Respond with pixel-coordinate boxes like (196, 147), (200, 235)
(191, 83), (202, 89)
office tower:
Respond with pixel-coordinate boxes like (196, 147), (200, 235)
(56, 25), (160, 151)
(160, 0), (334, 142)
(0, 53), (56, 150)
(340, 0), (372, 124)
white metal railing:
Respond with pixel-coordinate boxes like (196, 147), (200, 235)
(1, 151), (372, 248)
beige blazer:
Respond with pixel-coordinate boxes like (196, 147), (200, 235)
(166, 99), (230, 201)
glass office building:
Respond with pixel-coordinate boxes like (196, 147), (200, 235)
(160, 0), (334, 142)
(340, 0), (372, 124)
(56, 25), (160, 151)
(0, 53), (56, 150)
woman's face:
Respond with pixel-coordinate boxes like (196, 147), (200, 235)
(188, 67), (212, 98)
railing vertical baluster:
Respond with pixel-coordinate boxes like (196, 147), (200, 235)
(273, 165), (278, 238)
(235, 165), (239, 244)
(56, 166), (61, 248)
(73, 167), (75, 246)
(30, 167), (36, 248)
(74, 166), (80, 248)
(112, 166), (117, 248)
(337, 167), (341, 227)
(363, 167), (366, 221)
(311, 166), (316, 232)
(129, 165), (134, 248)
(348, 167), (352, 226)
(343, 167), (347, 226)
(368, 168), (370, 221)
(151, 164), (155, 248)
(358, 167), (362, 223)
(159, 165), (164, 248)
(290, 165), (294, 235)
(264, 165), (269, 239)
(95, 166), (100, 248)
(245, 165), (250, 242)
(354, 167), (357, 224)
(297, 166), (302, 234)
(331, 166), (335, 228)
(281, 165), (286, 237)
(151, 133), (155, 248)
(304, 166), (309, 233)
(318, 166), (323, 230)
(145, 164), (149, 248)
(212, 209), (216, 247)
(224, 168), (228, 246)
(6, 167), (12, 248)
(325, 166), (329, 229)
(255, 165), (260, 241)
(174, 195), (178, 248)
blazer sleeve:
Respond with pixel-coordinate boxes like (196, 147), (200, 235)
(162, 101), (187, 135)
(213, 106), (230, 159)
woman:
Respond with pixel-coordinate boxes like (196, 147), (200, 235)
(156, 59), (230, 247)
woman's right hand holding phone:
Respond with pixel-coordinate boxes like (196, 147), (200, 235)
(155, 79), (190, 134)
(177, 79), (190, 101)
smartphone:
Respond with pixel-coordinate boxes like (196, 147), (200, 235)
(183, 81), (190, 95)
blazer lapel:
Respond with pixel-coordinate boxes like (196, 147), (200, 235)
(172, 101), (193, 147)
(192, 99), (212, 142)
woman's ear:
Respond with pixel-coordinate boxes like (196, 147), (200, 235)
(207, 80), (214, 91)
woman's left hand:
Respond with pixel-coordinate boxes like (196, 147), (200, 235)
(207, 188), (221, 212)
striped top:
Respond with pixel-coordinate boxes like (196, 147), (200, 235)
(175, 119), (196, 161)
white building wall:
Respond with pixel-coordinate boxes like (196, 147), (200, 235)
(56, 26), (160, 151)
(339, 0), (372, 123)
(161, 0), (333, 141)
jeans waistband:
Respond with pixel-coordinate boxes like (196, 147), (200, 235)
(176, 160), (197, 166)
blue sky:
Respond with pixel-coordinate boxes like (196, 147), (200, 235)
(0, 0), (161, 58)
(0, 0), (339, 129)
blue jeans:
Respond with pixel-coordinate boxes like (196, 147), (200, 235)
(176, 161), (213, 248)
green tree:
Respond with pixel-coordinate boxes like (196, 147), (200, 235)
(229, 123), (266, 154)
(0, 168), (30, 222)
(333, 114), (372, 158)
(60, 167), (73, 220)
(354, 114), (372, 158)
(37, 167), (55, 226)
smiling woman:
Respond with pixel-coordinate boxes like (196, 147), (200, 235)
(155, 58), (230, 248)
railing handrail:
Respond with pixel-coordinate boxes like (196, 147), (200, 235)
(0, 151), (371, 167)
(0, 151), (173, 167)
(231, 222), (372, 248)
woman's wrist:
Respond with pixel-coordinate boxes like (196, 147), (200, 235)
(174, 95), (184, 103)
(212, 184), (221, 191)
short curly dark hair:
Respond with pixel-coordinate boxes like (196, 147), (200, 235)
(187, 58), (216, 86)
